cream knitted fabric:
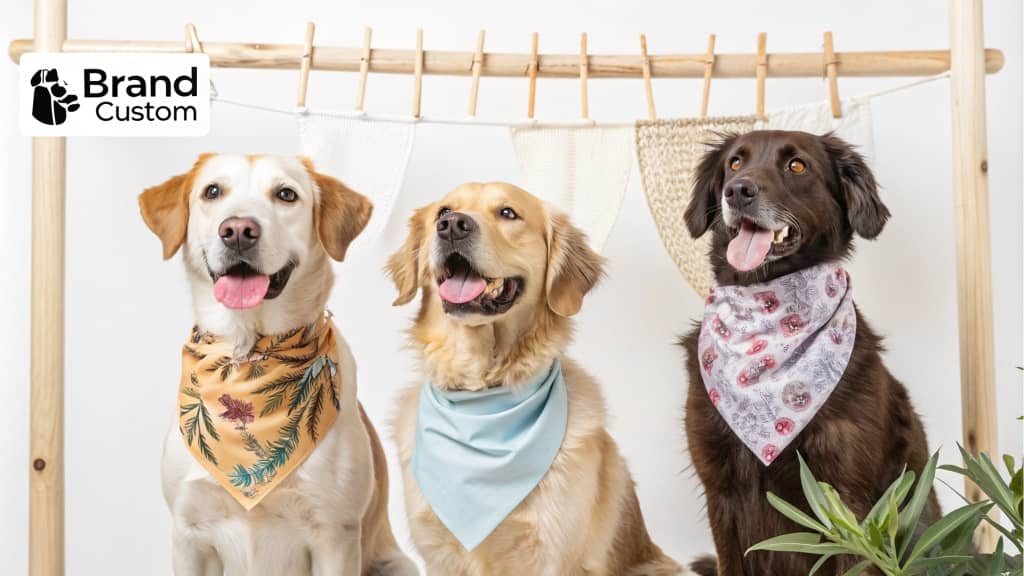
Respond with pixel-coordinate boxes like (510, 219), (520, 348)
(636, 116), (758, 297)
(510, 126), (634, 251)
(298, 114), (416, 247)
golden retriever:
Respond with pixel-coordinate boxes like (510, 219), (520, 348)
(139, 154), (416, 575)
(386, 182), (684, 575)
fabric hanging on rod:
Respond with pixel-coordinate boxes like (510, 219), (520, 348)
(509, 126), (634, 251)
(298, 114), (416, 247)
(755, 97), (875, 163)
(636, 116), (758, 297)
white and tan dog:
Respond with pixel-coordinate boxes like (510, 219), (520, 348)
(140, 154), (416, 576)
(387, 182), (684, 575)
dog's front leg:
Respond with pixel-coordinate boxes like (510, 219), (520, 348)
(171, 530), (224, 576)
(312, 524), (362, 576)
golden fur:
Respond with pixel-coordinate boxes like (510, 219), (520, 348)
(387, 182), (684, 575)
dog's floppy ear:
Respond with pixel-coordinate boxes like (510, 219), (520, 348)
(386, 206), (430, 306)
(684, 133), (739, 239)
(303, 158), (374, 261)
(820, 133), (890, 239)
(545, 210), (605, 317)
(138, 153), (212, 260)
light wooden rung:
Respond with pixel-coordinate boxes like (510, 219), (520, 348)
(7, 38), (1005, 78)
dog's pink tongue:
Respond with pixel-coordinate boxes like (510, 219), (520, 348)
(727, 220), (774, 271)
(214, 274), (271, 310)
(439, 270), (487, 304)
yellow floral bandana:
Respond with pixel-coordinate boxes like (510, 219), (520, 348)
(178, 315), (341, 509)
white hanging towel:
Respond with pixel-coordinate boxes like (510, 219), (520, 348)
(510, 126), (634, 251)
(298, 114), (416, 247)
(756, 97), (875, 163)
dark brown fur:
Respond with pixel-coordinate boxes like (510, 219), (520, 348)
(681, 131), (940, 575)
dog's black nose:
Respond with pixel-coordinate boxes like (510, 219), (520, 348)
(724, 178), (759, 207)
(219, 217), (261, 252)
(436, 211), (476, 242)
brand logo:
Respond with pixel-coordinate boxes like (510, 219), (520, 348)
(30, 69), (80, 126)
(20, 53), (210, 137)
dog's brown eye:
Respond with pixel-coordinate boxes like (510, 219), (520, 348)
(729, 157), (742, 171)
(203, 184), (221, 200)
(276, 188), (298, 202)
(499, 207), (518, 220)
(788, 159), (807, 174)
(438, 207), (451, 219)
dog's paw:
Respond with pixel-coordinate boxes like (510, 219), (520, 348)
(31, 69), (80, 126)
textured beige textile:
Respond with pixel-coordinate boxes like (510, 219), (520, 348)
(636, 116), (758, 297)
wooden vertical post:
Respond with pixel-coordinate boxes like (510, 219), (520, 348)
(700, 34), (716, 118)
(640, 34), (656, 120)
(527, 32), (538, 119)
(467, 30), (485, 118)
(579, 33), (589, 120)
(355, 27), (372, 111)
(30, 0), (67, 572)
(949, 0), (998, 551)
(755, 32), (767, 120)
(296, 22), (316, 108)
(412, 28), (423, 118)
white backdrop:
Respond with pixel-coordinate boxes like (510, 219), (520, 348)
(2, 1), (1022, 574)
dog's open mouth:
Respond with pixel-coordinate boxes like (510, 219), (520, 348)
(210, 261), (296, 310)
(727, 219), (800, 272)
(437, 253), (523, 315)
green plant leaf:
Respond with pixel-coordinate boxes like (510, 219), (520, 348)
(905, 555), (973, 571)
(864, 466), (913, 530)
(809, 553), (836, 576)
(745, 532), (848, 555)
(898, 450), (940, 558)
(987, 538), (1005, 576)
(840, 560), (873, 576)
(905, 501), (993, 565)
(799, 452), (834, 529)
(766, 492), (829, 533)
(821, 484), (864, 537)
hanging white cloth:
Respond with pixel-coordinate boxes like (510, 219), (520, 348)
(509, 126), (634, 251)
(756, 97), (875, 163)
(298, 114), (416, 246)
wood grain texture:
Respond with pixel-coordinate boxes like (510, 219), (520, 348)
(949, 0), (999, 552)
(8, 37), (1005, 78)
(30, 0), (66, 574)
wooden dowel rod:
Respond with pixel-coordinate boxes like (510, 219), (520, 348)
(412, 28), (423, 118)
(700, 34), (716, 118)
(755, 32), (767, 120)
(355, 27), (371, 111)
(467, 30), (485, 118)
(527, 32), (538, 119)
(949, 0), (998, 552)
(296, 22), (315, 108)
(579, 33), (589, 119)
(640, 34), (655, 120)
(30, 0), (66, 573)
(7, 38), (1005, 78)
(824, 31), (841, 118)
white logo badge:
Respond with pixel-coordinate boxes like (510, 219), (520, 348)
(20, 53), (210, 137)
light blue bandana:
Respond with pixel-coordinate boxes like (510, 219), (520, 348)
(412, 360), (568, 551)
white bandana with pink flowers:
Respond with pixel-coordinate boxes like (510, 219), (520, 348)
(698, 262), (857, 466)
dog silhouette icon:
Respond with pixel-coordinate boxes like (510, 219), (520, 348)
(31, 69), (80, 126)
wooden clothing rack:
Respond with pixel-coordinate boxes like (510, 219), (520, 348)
(8, 0), (1005, 573)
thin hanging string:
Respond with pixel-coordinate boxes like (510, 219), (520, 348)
(210, 71), (949, 129)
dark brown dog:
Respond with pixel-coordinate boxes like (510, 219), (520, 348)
(681, 131), (940, 575)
